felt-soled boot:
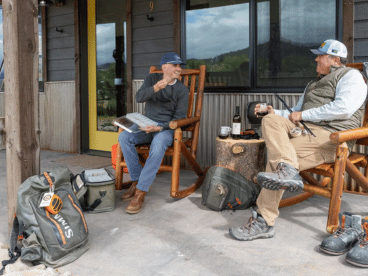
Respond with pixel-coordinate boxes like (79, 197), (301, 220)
(346, 219), (368, 267)
(320, 212), (363, 255)
(121, 181), (138, 201)
(126, 189), (147, 214)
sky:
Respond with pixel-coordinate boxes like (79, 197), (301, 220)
(186, 0), (336, 60)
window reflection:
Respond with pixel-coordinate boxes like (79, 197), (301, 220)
(186, 0), (250, 87)
(96, 0), (126, 132)
(257, 0), (336, 87)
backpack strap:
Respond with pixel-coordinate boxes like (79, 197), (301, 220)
(0, 216), (23, 275)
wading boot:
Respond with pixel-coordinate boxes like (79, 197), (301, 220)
(346, 218), (368, 267)
(257, 162), (304, 192)
(126, 189), (147, 214)
(121, 181), (138, 201)
(320, 212), (363, 255)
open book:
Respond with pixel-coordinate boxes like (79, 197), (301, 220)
(113, 112), (159, 133)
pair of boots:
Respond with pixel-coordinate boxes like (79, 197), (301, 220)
(320, 212), (368, 267)
(121, 181), (146, 214)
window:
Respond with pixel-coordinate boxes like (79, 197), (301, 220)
(0, 5), (44, 91)
(184, 0), (338, 91)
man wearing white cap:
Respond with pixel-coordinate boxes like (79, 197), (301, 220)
(229, 39), (367, 241)
(118, 52), (189, 214)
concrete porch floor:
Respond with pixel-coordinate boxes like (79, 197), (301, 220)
(1, 150), (368, 276)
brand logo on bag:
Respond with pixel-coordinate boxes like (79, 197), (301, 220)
(54, 214), (74, 238)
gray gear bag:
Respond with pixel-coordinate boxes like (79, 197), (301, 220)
(202, 166), (260, 211)
(1, 167), (89, 272)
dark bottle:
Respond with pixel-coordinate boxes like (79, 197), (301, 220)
(232, 106), (241, 139)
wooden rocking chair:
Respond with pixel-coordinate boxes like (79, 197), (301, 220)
(115, 65), (207, 198)
(280, 62), (368, 233)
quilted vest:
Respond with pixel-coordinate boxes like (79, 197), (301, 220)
(301, 65), (365, 151)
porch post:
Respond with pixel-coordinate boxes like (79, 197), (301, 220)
(3, 0), (40, 232)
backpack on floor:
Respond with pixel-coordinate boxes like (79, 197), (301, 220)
(0, 166), (89, 273)
(202, 166), (260, 211)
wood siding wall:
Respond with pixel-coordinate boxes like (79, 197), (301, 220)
(47, 1), (76, 81)
(0, 82), (77, 153)
(132, 0), (175, 79)
(354, 0), (368, 62)
(40, 81), (78, 152)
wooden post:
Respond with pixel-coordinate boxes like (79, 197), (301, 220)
(3, 0), (40, 232)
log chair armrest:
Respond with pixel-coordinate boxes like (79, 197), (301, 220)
(169, 116), (200, 129)
(330, 127), (368, 144)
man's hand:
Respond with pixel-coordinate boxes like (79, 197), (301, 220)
(141, 125), (162, 133)
(288, 111), (302, 124)
(254, 104), (275, 117)
(153, 79), (169, 93)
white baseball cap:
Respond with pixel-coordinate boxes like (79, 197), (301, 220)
(310, 39), (347, 58)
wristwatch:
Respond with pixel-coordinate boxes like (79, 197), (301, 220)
(159, 126), (164, 132)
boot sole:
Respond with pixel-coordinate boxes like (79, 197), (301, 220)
(346, 257), (368, 268)
(229, 229), (275, 241)
(121, 196), (134, 202)
(126, 208), (142, 214)
(257, 175), (303, 192)
(319, 246), (350, 256)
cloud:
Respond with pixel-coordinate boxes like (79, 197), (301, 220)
(96, 23), (116, 65)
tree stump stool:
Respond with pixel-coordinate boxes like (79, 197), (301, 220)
(215, 137), (266, 182)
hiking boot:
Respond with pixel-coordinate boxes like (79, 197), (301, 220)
(346, 219), (368, 267)
(229, 208), (275, 241)
(121, 181), (138, 201)
(320, 212), (363, 255)
(126, 189), (147, 214)
(257, 162), (304, 192)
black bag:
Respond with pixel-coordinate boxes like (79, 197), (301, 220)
(1, 167), (88, 274)
(202, 166), (260, 211)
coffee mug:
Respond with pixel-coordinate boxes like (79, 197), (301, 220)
(257, 103), (268, 117)
(219, 126), (232, 139)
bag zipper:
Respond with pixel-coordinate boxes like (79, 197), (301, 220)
(68, 195), (88, 233)
(45, 210), (66, 245)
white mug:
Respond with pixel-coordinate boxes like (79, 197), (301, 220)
(219, 126), (232, 139)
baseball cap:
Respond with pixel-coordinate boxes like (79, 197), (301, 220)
(310, 39), (347, 58)
(160, 52), (185, 65)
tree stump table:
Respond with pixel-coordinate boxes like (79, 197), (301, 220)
(215, 137), (266, 182)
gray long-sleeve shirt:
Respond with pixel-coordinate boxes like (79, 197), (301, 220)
(136, 73), (189, 130)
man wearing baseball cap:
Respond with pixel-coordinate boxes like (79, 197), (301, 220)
(118, 52), (188, 214)
(229, 39), (367, 242)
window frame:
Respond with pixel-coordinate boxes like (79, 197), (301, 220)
(181, 0), (343, 93)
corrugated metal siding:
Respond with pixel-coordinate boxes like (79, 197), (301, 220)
(39, 81), (77, 152)
(47, 1), (75, 81)
(354, 0), (368, 63)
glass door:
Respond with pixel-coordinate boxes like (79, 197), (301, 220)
(88, 0), (127, 151)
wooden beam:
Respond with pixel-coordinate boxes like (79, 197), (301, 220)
(343, 0), (354, 63)
(3, 0), (40, 232)
(74, 0), (81, 152)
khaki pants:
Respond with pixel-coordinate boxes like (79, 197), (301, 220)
(256, 114), (340, 226)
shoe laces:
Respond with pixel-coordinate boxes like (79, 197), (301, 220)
(241, 216), (262, 231)
(276, 163), (288, 178)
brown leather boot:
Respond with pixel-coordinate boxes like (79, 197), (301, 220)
(126, 189), (147, 214)
(121, 181), (138, 201)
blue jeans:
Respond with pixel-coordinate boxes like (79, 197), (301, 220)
(118, 126), (174, 192)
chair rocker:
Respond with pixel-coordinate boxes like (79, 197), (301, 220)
(115, 65), (207, 198)
(280, 62), (368, 233)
